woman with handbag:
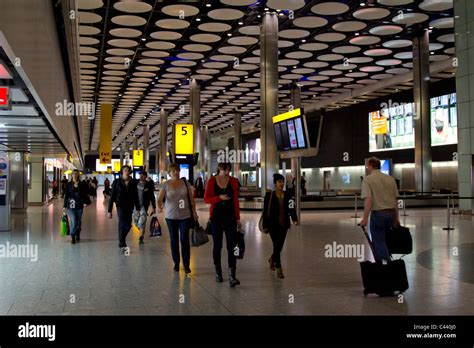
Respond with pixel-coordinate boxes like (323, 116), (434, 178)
(204, 162), (241, 287)
(157, 163), (198, 274)
(63, 169), (91, 244)
(262, 173), (298, 279)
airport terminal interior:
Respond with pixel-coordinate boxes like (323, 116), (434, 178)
(0, 0), (474, 316)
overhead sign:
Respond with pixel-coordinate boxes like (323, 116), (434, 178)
(133, 149), (144, 166)
(99, 104), (112, 164)
(113, 161), (121, 172)
(272, 108), (302, 123)
(0, 87), (10, 109)
(174, 124), (194, 155)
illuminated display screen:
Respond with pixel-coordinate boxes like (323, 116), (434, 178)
(273, 115), (308, 152)
(369, 93), (458, 152)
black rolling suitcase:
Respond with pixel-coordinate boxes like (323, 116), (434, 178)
(359, 226), (409, 296)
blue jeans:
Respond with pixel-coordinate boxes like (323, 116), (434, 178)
(369, 210), (394, 262)
(165, 218), (191, 268)
(67, 209), (83, 237)
(117, 207), (133, 247)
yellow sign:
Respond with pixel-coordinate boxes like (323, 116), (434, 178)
(133, 149), (144, 166)
(114, 161), (121, 172)
(99, 104), (113, 164)
(371, 111), (388, 135)
(272, 108), (302, 123)
(174, 124), (194, 155)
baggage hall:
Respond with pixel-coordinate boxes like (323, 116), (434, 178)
(0, 0), (473, 329)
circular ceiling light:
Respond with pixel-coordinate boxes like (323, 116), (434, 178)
(419, 0), (453, 11)
(113, 1), (152, 13)
(315, 33), (346, 42)
(156, 19), (190, 29)
(392, 12), (429, 25)
(311, 2), (349, 15)
(162, 4), (199, 17)
(112, 15), (147, 26)
(150, 31), (182, 40)
(208, 9), (244, 20)
(369, 25), (403, 36)
(293, 16), (328, 28)
(332, 21), (367, 32)
(353, 7), (390, 20)
(78, 12), (102, 24)
(267, 0), (306, 10)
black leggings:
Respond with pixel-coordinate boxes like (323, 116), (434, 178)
(210, 219), (237, 269)
(269, 227), (288, 268)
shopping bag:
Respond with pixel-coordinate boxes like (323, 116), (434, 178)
(205, 220), (213, 235)
(60, 213), (69, 237)
(149, 215), (162, 237)
(192, 221), (209, 247)
(132, 222), (140, 235)
(234, 227), (245, 259)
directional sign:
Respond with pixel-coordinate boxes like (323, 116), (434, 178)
(99, 104), (112, 164)
(174, 124), (193, 155)
(133, 150), (143, 166)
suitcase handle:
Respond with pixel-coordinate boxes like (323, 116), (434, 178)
(358, 224), (378, 260)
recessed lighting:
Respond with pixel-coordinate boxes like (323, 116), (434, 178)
(206, 3), (211, 7)
(302, 39), (306, 42)
(196, 18), (201, 22)
(360, 2), (366, 6)
(141, 38), (146, 41)
(355, 33), (360, 36)
(227, 33), (232, 36)
(238, 21), (243, 25)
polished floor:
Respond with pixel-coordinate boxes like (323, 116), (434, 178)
(0, 190), (473, 316)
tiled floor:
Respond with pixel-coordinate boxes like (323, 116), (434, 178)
(0, 191), (473, 315)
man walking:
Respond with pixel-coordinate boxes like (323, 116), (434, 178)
(136, 171), (156, 244)
(359, 157), (400, 263)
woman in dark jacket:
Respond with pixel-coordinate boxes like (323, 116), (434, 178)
(262, 173), (298, 279)
(108, 165), (140, 251)
(63, 169), (91, 244)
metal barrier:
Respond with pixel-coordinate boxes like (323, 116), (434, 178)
(353, 192), (472, 232)
(351, 194), (358, 219)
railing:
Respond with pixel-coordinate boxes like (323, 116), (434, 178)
(352, 192), (474, 231)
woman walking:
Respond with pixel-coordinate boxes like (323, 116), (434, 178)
(157, 164), (198, 274)
(63, 169), (91, 244)
(262, 173), (298, 279)
(204, 162), (241, 287)
(108, 165), (140, 251)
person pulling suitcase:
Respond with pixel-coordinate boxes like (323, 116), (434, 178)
(359, 157), (400, 263)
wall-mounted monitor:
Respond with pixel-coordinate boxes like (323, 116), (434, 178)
(273, 108), (309, 152)
(369, 93), (458, 152)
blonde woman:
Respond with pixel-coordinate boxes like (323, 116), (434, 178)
(157, 164), (198, 274)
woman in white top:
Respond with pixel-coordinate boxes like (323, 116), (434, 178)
(157, 163), (198, 274)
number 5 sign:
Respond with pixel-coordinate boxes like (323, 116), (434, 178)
(173, 124), (194, 155)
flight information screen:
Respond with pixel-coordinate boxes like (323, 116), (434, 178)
(274, 114), (309, 152)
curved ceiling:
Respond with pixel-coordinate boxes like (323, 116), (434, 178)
(75, 0), (455, 150)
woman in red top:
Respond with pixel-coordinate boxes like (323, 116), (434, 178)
(204, 162), (241, 287)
